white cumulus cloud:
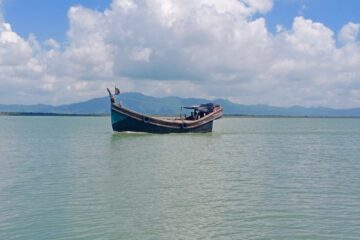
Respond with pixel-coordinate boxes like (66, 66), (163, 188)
(0, 0), (360, 108)
(338, 22), (360, 44)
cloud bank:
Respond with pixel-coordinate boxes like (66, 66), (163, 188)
(0, 0), (360, 107)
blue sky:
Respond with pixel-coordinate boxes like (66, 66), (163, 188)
(3, 0), (111, 42)
(3, 0), (360, 42)
(0, 0), (360, 107)
(267, 0), (360, 33)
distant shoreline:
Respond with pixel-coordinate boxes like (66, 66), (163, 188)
(0, 112), (107, 117)
(224, 114), (360, 119)
(1, 112), (360, 118)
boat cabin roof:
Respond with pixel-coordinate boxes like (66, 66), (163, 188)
(183, 103), (219, 113)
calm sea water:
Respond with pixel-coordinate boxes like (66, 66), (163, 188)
(0, 116), (360, 239)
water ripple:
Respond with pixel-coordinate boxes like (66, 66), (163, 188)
(1, 117), (360, 239)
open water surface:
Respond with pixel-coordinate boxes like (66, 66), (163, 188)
(0, 116), (360, 239)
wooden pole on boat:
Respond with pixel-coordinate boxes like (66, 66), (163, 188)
(106, 88), (115, 103)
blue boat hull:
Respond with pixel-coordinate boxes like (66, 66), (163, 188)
(111, 106), (215, 133)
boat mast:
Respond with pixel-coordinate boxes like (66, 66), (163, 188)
(106, 88), (115, 103)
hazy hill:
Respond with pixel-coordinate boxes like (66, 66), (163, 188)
(1, 92), (360, 117)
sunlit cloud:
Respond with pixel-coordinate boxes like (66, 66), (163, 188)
(0, 0), (360, 108)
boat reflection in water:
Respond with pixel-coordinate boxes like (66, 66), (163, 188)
(107, 88), (223, 133)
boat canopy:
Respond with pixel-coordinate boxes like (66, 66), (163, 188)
(183, 103), (219, 113)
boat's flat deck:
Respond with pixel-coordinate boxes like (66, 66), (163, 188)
(113, 103), (223, 125)
(149, 116), (194, 123)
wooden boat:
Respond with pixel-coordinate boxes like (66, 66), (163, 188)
(107, 88), (223, 133)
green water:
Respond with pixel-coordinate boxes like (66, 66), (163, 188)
(0, 116), (360, 239)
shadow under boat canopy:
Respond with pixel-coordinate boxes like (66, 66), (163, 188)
(183, 103), (220, 113)
(107, 88), (224, 133)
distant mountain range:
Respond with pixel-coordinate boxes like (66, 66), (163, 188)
(1, 92), (360, 117)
